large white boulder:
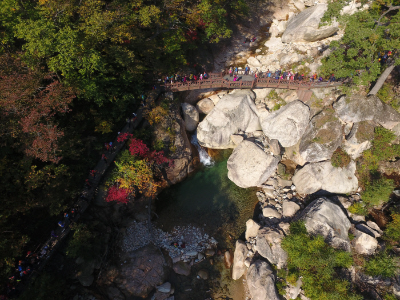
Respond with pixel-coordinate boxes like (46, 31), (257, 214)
(181, 103), (199, 132)
(299, 197), (351, 251)
(264, 36), (285, 51)
(260, 100), (310, 147)
(282, 4), (339, 43)
(247, 260), (280, 300)
(227, 140), (280, 188)
(282, 201), (301, 217)
(343, 121), (374, 159)
(293, 161), (358, 195)
(254, 228), (288, 269)
(247, 56), (262, 68)
(353, 229), (378, 255)
(245, 219), (261, 241)
(334, 95), (400, 130)
(196, 98), (215, 114)
(197, 90), (260, 149)
(232, 240), (248, 280)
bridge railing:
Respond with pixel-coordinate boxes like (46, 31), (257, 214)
(163, 77), (342, 91)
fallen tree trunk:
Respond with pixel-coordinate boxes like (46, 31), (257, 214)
(368, 64), (395, 96)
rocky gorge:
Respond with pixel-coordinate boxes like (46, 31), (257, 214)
(64, 1), (400, 300)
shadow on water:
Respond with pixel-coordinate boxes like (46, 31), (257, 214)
(155, 150), (258, 249)
(154, 150), (259, 300)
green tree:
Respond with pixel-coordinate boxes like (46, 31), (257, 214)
(320, 2), (400, 87)
(282, 221), (361, 300)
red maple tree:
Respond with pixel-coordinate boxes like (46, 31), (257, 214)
(128, 138), (149, 158)
(0, 54), (75, 163)
(147, 150), (173, 167)
(117, 132), (133, 143)
(105, 185), (129, 204)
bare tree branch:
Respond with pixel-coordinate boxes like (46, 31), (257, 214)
(368, 63), (395, 95)
(376, 5), (400, 26)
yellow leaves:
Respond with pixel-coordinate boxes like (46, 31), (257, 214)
(38, 0), (48, 5)
(145, 106), (168, 125)
(114, 158), (159, 198)
(369, 33), (379, 44)
(138, 5), (161, 27)
(94, 120), (113, 134)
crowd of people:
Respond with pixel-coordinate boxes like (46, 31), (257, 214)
(3, 195), (86, 298)
(229, 66), (336, 82)
(164, 72), (210, 85)
(162, 66), (337, 86)
(1, 104), (145, 299)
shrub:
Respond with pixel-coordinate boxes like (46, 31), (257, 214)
(145, 106), (168, 125)
(358, 127), (400, 174)
(384, 293), (397, 300)
(66, 223), (98, 260)
(331, 147), (351, 168)
(287, 273), (298, 285)
(384, 213), (400, 243)
(362, 177), (394, 206)
(282, 221), (361, 300)
(320, 0), (346, 24)
(348, 202), (368, 216)
(153, 139), (165, 151)
(377, 83), (395, 104)
(372, 127), (398, 161)
(364, 252), (397, 278)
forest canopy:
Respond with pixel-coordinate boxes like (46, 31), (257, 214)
(0, 0), (248, 286)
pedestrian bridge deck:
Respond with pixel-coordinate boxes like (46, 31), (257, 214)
(163, 73), (342, 92)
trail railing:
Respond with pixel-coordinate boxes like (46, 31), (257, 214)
(163, 77), (342, 92)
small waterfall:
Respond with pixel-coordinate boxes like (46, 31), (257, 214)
(191, 133), (214, 167)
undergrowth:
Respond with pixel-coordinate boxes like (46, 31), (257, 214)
(281, 221), (362, 300)
(331, 147), (351, 168)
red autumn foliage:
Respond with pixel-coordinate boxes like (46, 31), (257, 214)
(117, 132), (133, 143)
(128, 138), (149, 157)
(197, 19), (206, 29)
(185, 29), (198, 41)
(146, 150), (173, 167)
(0, 54), (75, 163)
(105, 185), (129, 204)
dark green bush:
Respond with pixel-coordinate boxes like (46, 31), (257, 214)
(320, 0), (346, 24)
(362, 178), (394, 207)
(348, 202), (368, 216)
(384, 213), (400, 243)
(66, 223), (100, 260)
(282, 221), (361, 300)
(364, 252), (397, 278)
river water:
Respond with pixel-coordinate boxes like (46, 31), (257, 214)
(155, 145), (258, 299)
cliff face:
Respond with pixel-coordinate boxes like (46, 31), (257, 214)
(152, 93), (196, 186)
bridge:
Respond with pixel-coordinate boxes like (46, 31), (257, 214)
(162, 72), (342, 102)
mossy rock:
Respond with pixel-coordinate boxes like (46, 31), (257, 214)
(355, 121), (375, 143)
(299, 108), (343, 163)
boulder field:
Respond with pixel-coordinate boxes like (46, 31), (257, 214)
(193, 89), (399, 194)
(232, 195), (385, 298)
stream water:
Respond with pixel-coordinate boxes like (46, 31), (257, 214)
(155, 145), (258, 300)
